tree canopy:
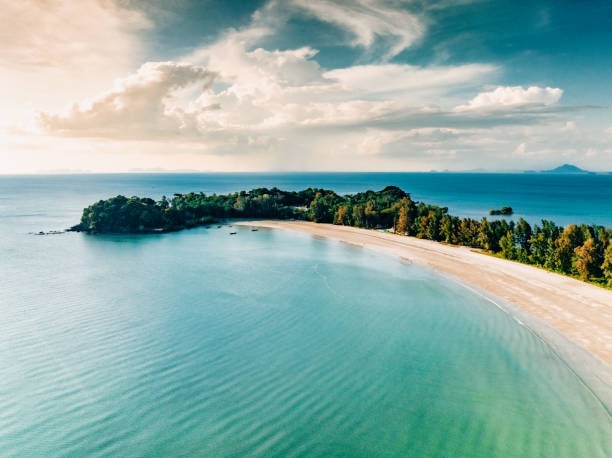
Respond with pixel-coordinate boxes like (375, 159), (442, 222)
(71, 185), (612, 288)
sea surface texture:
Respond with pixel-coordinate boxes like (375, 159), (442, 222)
(1, 173), (611, 456)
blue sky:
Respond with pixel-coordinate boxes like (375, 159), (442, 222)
(1, 0), (611, 172)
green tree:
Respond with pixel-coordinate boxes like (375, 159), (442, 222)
(499, 231), (517, 260)
(334, 205), (350, 225)
(514, 218), (533, 254)
(364, 200), (378, 228)
(458, 218), (480, 247)
(395, 204), (409, 235)
(352, 204), (365, 227)
(477, 218), (493, 251)
(416, 210), (441, 241)
(309, 195), (331, 223)
(394, 197), (412, 235)
(574, 237), (601, 281)
(440, 215), (458, 244)
(602, 240), (612, 287)
(529, 220), (559, 268)
(233, 194), (248, 213)
(553, 224), (583, 274)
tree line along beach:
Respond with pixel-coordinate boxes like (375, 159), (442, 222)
(71, 185), (612, 288)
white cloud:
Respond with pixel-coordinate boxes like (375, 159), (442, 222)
(324, 64), (496, 101)
(25, 1), (555, 143)
(33, 15), (582, 174)
(290, 0), (424, 60)
(188, 38), (497, 131)
(561, 121), (576, 131)
(514, 142), (527, 155)
(0, 0), (149, 70)
(22, 0), (609, 173)
(38, 39), (499, 140)
(0, 0), (151, 127)
(39, 62), (216, 138)
(455, 86), (563, 112)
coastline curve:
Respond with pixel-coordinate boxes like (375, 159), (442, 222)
(237, 220), (612, 412)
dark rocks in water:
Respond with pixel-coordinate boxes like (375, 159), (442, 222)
(33, 230), (67, 235)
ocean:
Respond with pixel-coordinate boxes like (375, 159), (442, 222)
(1, 173), (611, 456)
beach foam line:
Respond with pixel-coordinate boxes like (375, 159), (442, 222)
(237, 220), (612, 412)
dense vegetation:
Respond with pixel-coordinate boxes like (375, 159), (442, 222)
(489, 206), (513, 215)
(71, 186), (612, 287)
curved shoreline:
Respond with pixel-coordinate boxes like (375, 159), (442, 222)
(237, 220), (612, 411)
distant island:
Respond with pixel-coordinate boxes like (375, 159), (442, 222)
(70, 186), (612, 287)
(539, 164), (592, 174)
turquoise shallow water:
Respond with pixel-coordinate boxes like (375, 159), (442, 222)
(1, 174), (611, 456)
(2, 226), (611, 456)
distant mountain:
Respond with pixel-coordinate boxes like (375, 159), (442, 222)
(540, 164), (591, 174)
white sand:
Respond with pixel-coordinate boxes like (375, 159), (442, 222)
(237, 220), (612, 409)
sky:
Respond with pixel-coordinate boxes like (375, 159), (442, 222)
(1, 0), (612, 173)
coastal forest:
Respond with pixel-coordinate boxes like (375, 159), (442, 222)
(72, 186), (612, 288)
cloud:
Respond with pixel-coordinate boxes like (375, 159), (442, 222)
(0, 0), (149, 69)
(38, 62), (216, 138)
(38, 38), (499, 140)
(324, 63), (496, 100)
(28, 1), (563, 148)
(30, 1), (605, 173)
(605, 126), (612, 134)
(455, 86), (563, 112)
(0, 0), (152, 127)
(561, 121), (576, 132)
(514, 142), (527, 155)
(189, 35), (497, 131)
(289, 0), (424, 60)
(36, 23), (563, 148)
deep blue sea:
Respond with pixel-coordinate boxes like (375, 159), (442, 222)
(1, 173), (611, 456)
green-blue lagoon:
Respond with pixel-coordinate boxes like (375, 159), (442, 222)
(1, 225), (610, 456)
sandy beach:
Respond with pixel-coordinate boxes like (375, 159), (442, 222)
(238, 220), (612, 409)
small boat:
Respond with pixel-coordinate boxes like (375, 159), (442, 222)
(229, 232), (237, 235)
(251, 228), (258, 232)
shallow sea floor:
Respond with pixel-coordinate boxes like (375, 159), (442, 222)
(1, 226), (610, 456)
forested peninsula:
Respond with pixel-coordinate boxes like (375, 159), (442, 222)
(70, 186), (612, 287)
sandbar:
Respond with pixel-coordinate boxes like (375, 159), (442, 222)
(237, 220), (612, 410)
